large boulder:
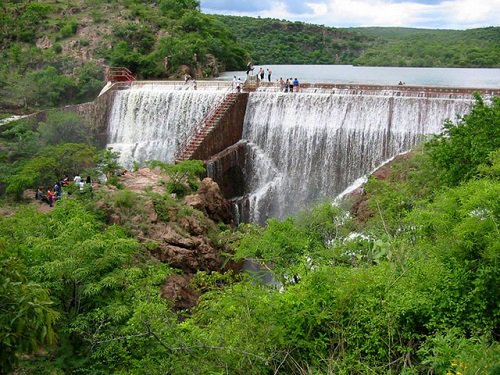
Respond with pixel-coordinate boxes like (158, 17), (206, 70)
(161, 274), (199, 311)
(185, 178), (233, 225)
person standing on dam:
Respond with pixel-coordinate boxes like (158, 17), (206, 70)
(293, 78), (300, 92)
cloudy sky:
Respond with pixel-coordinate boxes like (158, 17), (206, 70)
(200, 0), (500, 29)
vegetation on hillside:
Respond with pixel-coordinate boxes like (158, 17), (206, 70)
(0, 86), (498, 373)
(215, 15), (500, 68)
(212, 15), (369, 65)
(352, 27), (500, 67)
(0, 0), (247, 114)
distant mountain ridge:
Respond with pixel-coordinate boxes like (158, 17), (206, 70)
(215, 15), (500, 68)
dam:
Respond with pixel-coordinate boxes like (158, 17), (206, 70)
(91, 80), (498, 223)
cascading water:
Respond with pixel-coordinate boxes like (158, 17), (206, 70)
(107, 87), (224, 167)
(240, 91), (474, 222)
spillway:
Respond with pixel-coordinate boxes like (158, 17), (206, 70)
(105, 84), (475, 222)
(239, 91), (473, 222)
(107, 86), (224, 167)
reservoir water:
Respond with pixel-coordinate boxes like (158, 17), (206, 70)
(217, 64), (500, 88)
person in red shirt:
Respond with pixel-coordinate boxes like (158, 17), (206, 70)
(47, 188), (56, 207)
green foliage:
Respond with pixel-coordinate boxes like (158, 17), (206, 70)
(352, 27), (500, 67)
(5, 143), (96, 199)
(149, 192), (174, 222)
(58, 18), (78, 39)
(149, 159), (205, 197)
(213, 16), (499, 67)
(0, 200), (178, 373)
(27, 66), (78, 108)
(418, 331), (500, 375)
(75, 62), (105, 102)
(159, 0), (199, 17)
(38, 111), (92, 146)
(427, 95), (500, 186)
(95, 147), (122, 180)
(214, 15), (369, 65)
(0, 256), (59, 374)
(235, 219), (315, 283)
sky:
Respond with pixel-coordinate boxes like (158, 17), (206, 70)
(200, 0), (500, 29)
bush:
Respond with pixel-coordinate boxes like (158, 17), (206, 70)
(59, 19), (78, 39)
(426, 95), (500, 186)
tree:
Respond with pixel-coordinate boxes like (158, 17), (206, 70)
(0, 256), (58, 374)
(6, 143), (96, 199)
(426, 95), (500, 186)
(38, 111), (92, 146)
(96, 147), (122, 180)
(148, 159), (205, 196)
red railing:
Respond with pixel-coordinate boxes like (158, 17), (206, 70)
(105, 67), (136, 82)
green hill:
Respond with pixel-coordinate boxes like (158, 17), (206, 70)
(350, 26), (500, 67)
(211, 15), (370, 65)
(0, 0), (248, 113)
(215, 15), (500, 68)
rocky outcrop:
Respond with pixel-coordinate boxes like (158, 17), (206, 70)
(95, 170), (238, 311)
(161, 275), (199, 311)
(184, 178), (233, 225)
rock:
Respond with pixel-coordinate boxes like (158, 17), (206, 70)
(109, 213), (121, 224)
(179, 216), (204, 236)
(184, 194), (203, 210)
(143, 200), (158, 224)
(161, 274), (199, 311)
(150, 239), (223, 273)
(185, 178), (233, 225)
(36, 36), (52, 49)
(204, 54), (219, 77)
(120, 167), (165, 194)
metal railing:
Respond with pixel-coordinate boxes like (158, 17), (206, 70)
(105, 67), (136, 82)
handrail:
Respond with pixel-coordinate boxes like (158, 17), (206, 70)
(175, 86), (235, 161)
(106, 67), (136, 82)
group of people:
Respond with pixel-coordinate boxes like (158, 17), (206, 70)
(279, 77), (300, 92)
(244, 62), (301, 93)
(246, 62), (273, 82)
(35, 174), (92, 207)
(232, 76), (243, 92)
(257, 67), (272, 82)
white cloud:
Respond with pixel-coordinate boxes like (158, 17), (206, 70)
(202, 0), (500, 29)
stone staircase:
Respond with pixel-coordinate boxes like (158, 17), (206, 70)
(175, 91), (239, 162)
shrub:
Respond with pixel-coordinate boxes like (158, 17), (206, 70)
(426, 95), (500, 186)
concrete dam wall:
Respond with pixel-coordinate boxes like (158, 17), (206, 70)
(70, 82), (496, 222)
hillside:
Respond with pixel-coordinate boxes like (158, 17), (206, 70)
(0, 0), (247, 114)
(215, 15), (500, 68)
(351, 26), (500, 67)
(211, 15), (370, 65)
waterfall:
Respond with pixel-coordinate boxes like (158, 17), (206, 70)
(241, 91), (473, 222)
(107, 87), (224, 167)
